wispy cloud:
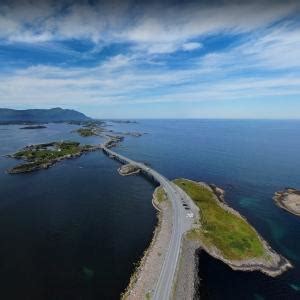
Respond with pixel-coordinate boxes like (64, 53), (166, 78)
(1, 1), (299, 52)
(1, 25), (300, 109)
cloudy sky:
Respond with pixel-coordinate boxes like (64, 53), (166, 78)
(0, 0), (300, 118)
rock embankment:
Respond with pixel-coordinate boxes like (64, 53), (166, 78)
(209, 183), (225, 202)
(274, 188), (300, 217)
(102, 135), (124, 148)
(173, 237), (200, 300)
(121, 187), (173, 300)
(118, 164), (140, 176)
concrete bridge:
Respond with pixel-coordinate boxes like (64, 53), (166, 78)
(102, 145), (198, 300)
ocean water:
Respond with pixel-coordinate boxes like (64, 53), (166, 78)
(1, 120), (300, 299)
(0, 124), (157, 300)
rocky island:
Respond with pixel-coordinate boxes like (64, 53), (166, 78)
(274, 188), (300, 216)
(7, 141), (98, 174)
(118, 164), (140, 176)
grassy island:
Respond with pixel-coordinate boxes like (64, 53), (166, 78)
(8, 141), (96, 174)
(174, 179), (291, 276)
(174, 179), (264, 259)
(76, 127), (97, 137)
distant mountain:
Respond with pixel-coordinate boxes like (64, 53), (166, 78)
(0, 108), (91, 123)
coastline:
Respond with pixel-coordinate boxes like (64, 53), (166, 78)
(273, 189), (300, 217)
(186, 181), (292, 277)
(122, 178), (293, 299)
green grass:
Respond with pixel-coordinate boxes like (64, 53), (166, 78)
(76, 127), (96, 137)
(174, 179), (265, 260)
(14, 141), (83, 162)
(9, 141), (93, 174)
(155, 187), (167, 203)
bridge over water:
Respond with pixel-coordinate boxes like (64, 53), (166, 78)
(102, 145), (197, 300)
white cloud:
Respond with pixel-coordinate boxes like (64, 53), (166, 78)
(1, 39), (300, 110)
(1, 1), (299, 54)
(182, 42), (202, 51)
(196, 24), (300, 72)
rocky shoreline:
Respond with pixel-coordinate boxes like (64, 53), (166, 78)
(102, 134), (124, 148)
(118, 164), (141, 176)
(273, 188), (300, 217)
(121, 186), (173, 300)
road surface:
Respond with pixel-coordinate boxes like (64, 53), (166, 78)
(102, 145), (198, 300)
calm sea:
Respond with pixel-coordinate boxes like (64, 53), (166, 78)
(0, 120), (300, 299)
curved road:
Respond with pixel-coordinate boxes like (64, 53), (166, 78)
(102, 146), (198, 300)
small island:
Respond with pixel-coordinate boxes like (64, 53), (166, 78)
(20, 125), (47, 129)
(274, 188), (300, 216)
(118, 164), (140, 176)
(76, 127), (98, 137)
(75, 122), (111, 137)
(7, 141), (98, 174)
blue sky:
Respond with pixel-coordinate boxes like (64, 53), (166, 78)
(0, 0), (300, 118)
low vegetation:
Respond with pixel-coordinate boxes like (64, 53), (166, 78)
(8, 141), (93, 174)
(76, 127), (97, 137)
(174, 179), (265, 260)
(155, 186), (167, 204)
(13, 141), (85, 160)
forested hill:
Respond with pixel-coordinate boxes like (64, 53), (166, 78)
(0, 107), (91, 123)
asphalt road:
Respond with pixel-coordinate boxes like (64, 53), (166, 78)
(102, 146), (197, 300)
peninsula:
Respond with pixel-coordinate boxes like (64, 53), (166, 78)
(274, 188), (300, 216)
(175, 179), (291, 276)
